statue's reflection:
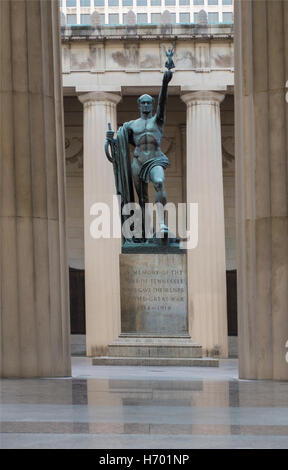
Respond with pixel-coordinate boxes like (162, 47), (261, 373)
(84, 377), (232, 435)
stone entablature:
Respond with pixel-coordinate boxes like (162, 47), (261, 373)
(61, 23), (233, 40)
(61, 24), (234, 93)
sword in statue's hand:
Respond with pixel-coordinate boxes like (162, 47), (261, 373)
(105, 122), (121, 197)
(105, 122), (115, 163)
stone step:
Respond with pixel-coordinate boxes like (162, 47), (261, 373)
(92, 356), (219, 367)
(107, 337), (203, 358)
(108, 344), (202, 358)
(117, 335), (197, 343)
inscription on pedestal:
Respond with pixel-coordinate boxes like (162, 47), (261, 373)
(120, 254), (188, 335)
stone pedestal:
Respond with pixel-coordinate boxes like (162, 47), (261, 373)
(120, 254), (188, 335)
(92, 253), (219, 367)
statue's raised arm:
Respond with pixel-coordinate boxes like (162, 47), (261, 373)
(156, 70), (173, 125)
(156, 46), (175, 125)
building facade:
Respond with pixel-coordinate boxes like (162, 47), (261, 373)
(60, 0), (233, 26)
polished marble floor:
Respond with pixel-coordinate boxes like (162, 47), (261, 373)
(1, 358), (288, 449)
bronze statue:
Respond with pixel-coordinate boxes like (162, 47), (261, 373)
(105, 49), (174, 242)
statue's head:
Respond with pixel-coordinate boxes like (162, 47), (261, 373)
(137, 94), (154, 117)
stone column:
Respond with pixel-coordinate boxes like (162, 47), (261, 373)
(181, 91), (228, 358)
(78, 92), (122, 356)
(0, 0), (71, 377)
(180, 124), (187, 203)
(234, 0), (288, 379)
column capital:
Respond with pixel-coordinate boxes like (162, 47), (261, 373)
(78, 91), (122, 106)
(181, 91), (225, 106)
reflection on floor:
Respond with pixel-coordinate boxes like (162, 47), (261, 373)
(1, 358), (288, 449)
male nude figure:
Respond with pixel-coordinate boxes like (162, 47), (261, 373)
(106, 70), (173, 234)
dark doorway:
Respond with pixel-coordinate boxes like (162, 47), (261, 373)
(226, 270), (238, 336)
(69, 267), (86, 334)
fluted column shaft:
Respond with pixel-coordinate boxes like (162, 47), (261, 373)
(180, 125), (187, 203)
(235, 0), (288, 379)
(79, 92), (122, 356)
(181, 91), (228, 357)
(0, 0), (70, 377)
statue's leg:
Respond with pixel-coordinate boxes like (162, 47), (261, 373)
(150, 166), (167, 231)
(150, 165), (167, 205)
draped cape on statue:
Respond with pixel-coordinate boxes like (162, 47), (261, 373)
(139, 153), (169, 183)
(113, 122), (135, 206)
